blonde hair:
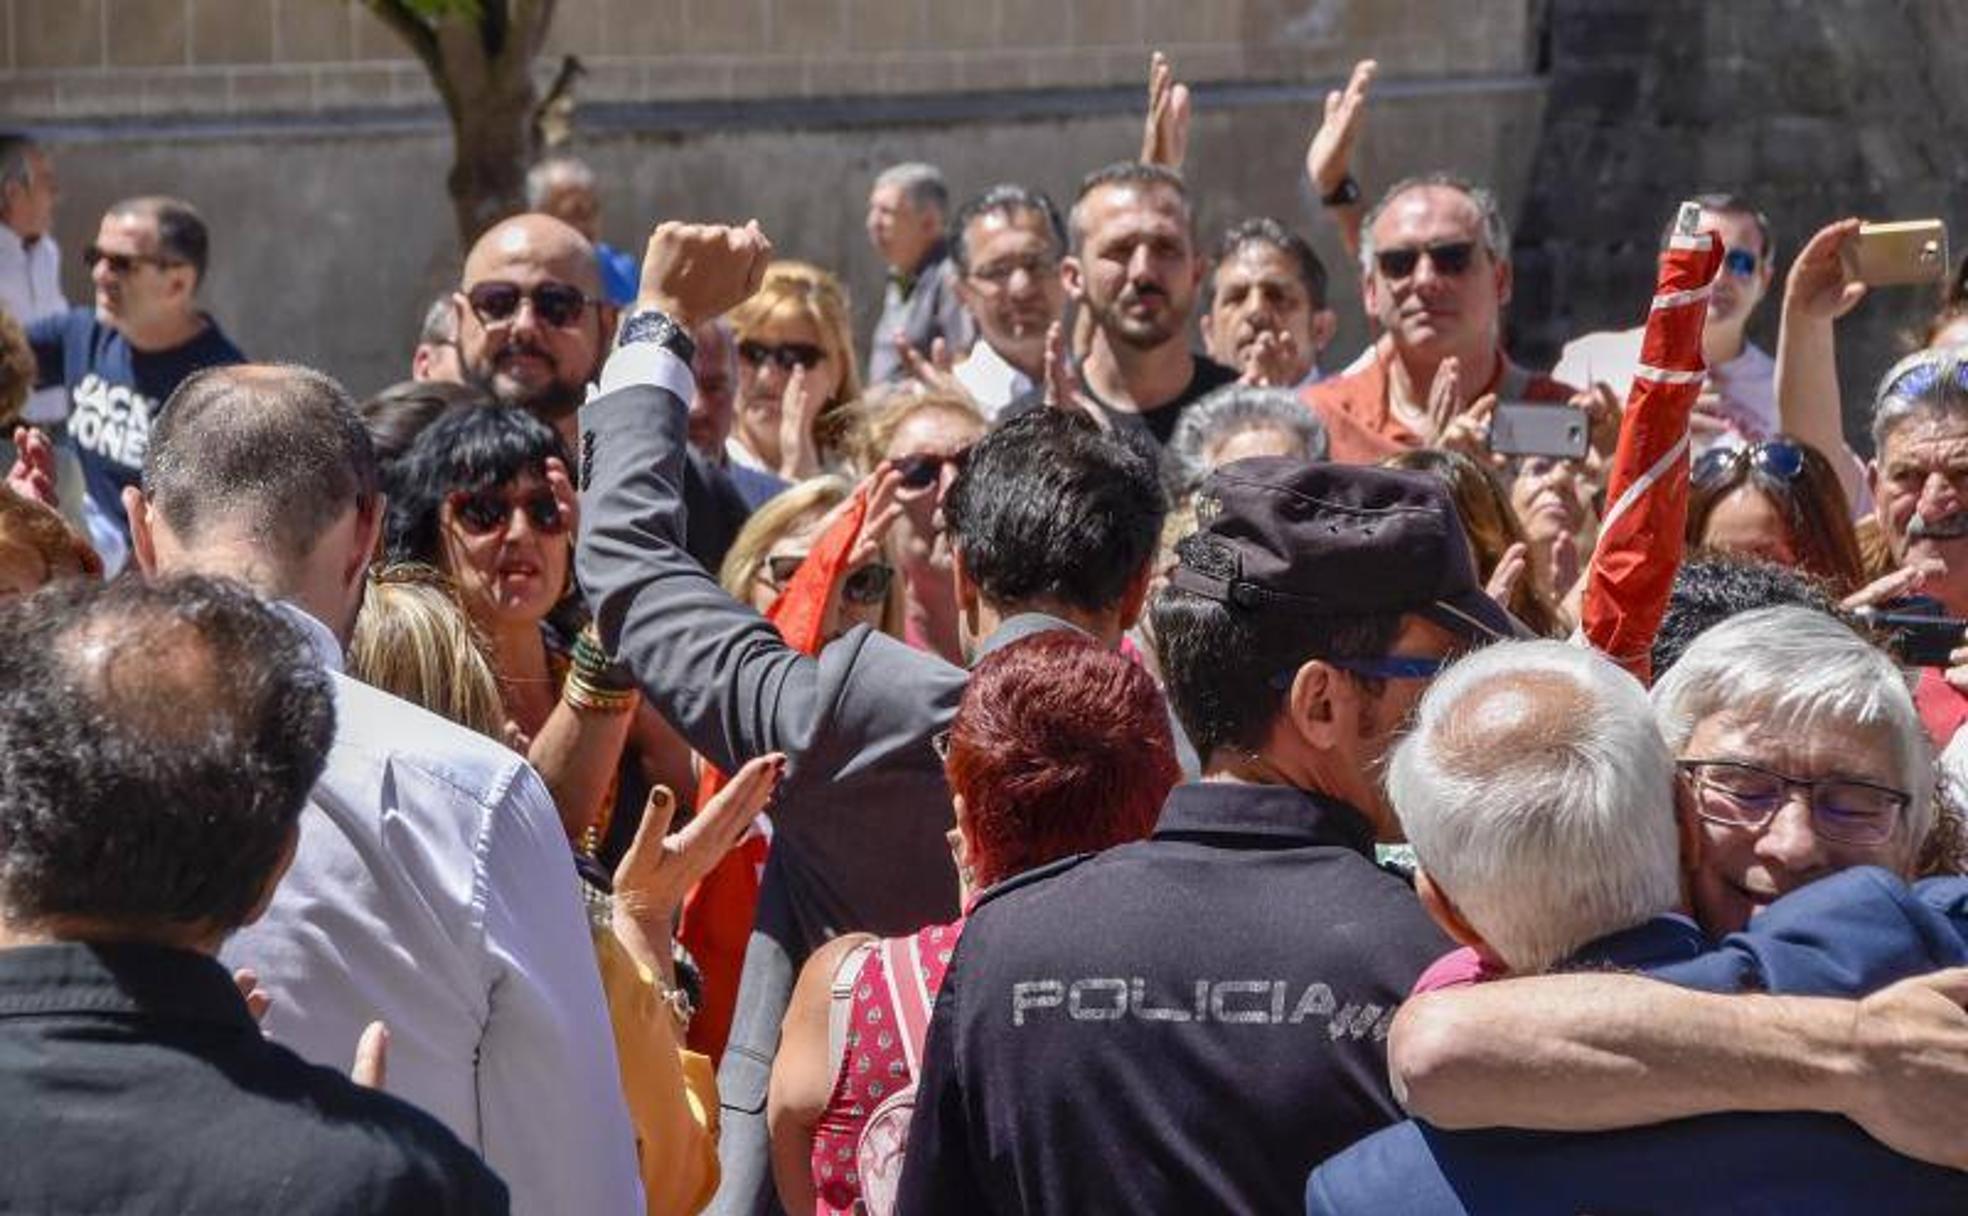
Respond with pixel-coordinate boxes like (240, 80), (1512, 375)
(717, 477), (903, 638)
(729, 261), (863, 463)
(0, 310), (33, 431)
(347, 563), (508, 741)
(859, 388), (986, 470)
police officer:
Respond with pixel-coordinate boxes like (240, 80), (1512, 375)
(895, 458), (1525, 1214)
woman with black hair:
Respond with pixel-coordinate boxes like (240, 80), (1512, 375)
(386, 404), (690, 854)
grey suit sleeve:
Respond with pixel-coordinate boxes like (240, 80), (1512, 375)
(576, 352), (824, 775)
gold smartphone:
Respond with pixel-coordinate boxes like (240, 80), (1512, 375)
(1843, 219), (1949, 286)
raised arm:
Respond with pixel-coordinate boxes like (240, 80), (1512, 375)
(1390, 967), (1968, 1170)
(1305, 59), (1377, 263)
(1775, 217), (1871, 511)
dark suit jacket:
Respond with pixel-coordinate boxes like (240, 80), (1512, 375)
(0, 941), (507, 1214)
(1306, 872), (1968, 1216)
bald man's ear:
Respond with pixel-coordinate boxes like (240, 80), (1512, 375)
(1284, 659), (1344, 751)
(1416, 871), (1488, 952)
(124, 486), (160, 578)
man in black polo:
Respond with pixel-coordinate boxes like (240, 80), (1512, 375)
(895, 459), (1521, 1214)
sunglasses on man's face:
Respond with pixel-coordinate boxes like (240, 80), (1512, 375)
(465, 281), (596, 329)
(1374, 241), (1477, 281)
(1722, 248), (1761, 278)
(446, 487), (569, 537)
(763, 554), (895, 605)
(738, 340), (827, 371)
(893, 446), (972, 490)
(82, 244), (181, 276)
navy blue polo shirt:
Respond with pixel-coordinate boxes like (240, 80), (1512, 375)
(30, 307), (246, 550)
(895, 780), (1452, 1215)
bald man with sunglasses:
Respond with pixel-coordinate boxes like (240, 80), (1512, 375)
(1304, 173), (1575, 465)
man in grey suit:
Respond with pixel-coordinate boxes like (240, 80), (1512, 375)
(577, 221), (1169, 1216)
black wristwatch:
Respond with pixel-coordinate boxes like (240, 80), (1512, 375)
(1320, 175), (1361, 208)
(617, 308), (697, 366)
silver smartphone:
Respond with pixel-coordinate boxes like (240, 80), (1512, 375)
(1489, 402), (1590, 460)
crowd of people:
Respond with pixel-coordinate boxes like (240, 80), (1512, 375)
(0, 49), (1966, 1215)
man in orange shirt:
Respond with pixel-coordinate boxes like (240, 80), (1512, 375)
(1305, 173), (1574, 464)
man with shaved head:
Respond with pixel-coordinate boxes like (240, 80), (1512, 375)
(128, 362), (642, 1215)
(454, 212), (615, 444)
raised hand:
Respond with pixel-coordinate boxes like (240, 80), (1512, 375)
(543, 454), (580, 535)
(1140, 52), (1192, 169)
(1485, 541), (1530, 606)
(1784, 218), (1869, 325)
(896, 333), (971, 402)
(774, 364), (824, 481)
(1238, 330), (1302, 388)
(1041, 320), (1110, 432)
(7, 426), (57, 510)
(1305, 59), (1377, 199)
(1437, 393), (1495, 458)
(613, 754), (784, 934)
(1841, 558), (1947, 612)
(637, 220), (774, 328)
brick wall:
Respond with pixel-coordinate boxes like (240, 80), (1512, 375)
(2, 0), (1536, 119)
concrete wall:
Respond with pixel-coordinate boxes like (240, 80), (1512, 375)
(26, 0), (1549, 396)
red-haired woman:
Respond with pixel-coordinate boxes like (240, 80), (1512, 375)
(764, 633), (1182, 1216)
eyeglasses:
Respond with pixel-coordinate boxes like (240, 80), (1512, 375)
(762, 555), (895, 605)
(465, 281), (597, 329)
(1722, 247), (1761, 278)
(893, 446), (972, 490)
(82, 244), (183, 276)
(1373, 241), (1477, 280)
(1267, 653), (1449, 690)
(1677, 759), (1909, 846)
(968, 253), (1058, 286)
(446, 487), (570, 537)
(737, 340), (827, 371)
(1691, 439), (1806, 487)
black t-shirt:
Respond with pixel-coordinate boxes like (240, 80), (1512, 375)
(1001, 353), (1238, 455)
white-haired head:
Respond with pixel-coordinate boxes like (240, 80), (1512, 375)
(1651, 605), (1933, 854)
(1390, 639), (1681, 974)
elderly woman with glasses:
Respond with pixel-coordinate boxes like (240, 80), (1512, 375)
(386, 404), (691, 855)
(1685, 435), (1866, 596)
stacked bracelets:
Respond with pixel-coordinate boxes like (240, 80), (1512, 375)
(564, 625), (640, 714)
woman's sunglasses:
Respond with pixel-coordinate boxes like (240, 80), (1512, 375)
(738, 340), (827, 371)
(465, 281), (596, 329)
(763, 555), (894, 605)
(1691, 439), (1805, 487)
(893, 446), (972, 490)
(447, 487), (569, 537)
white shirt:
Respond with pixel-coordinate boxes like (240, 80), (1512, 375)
(1554, 325), (1778, 450)
(0, 223), (68, 424)
(223, 607), (643, 1216)
(952, 339), (1035, 421)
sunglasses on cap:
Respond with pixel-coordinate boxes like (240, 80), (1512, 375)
(763, 555), (895, 605)
(738, 340), (827, 371)
(446, 486), (570, 537)
(893, 446), (972, 490)
(1692, 439), (1805, 487)
(465, 281), (597, 329)
(83, 244), (183, 276)
(1374, 241), (1477, 280)
(1881, 353), (1968, 402)
(1722, 247), (1761, 278)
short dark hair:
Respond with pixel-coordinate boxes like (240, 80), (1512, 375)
(146, 364), (381, 570)
(1070, 161), (1194, 252)
(359, 379), (489, 472)
(110, 195), (210, 283)
(1650, 554), (1846, 678)
(385, 403), (569, 565)
(1671, 192), (1776, 265)
(1212, 217), (1328, 309)
(1150, 578), (1404, 759)
(0, 575), (334, 933)
(944, 408), (1165, 615)
(950, 184), (1067, 275)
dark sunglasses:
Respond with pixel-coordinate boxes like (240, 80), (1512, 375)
(893, 446), (972, 490)
(1374, 241), (1477, 280)
(446, 487), (569, 537)
(465, 281), (596, 329)
(763, 555), (894, 605)
(82, 244), (182, 275)
(738, 340), (827, 371)
(1692, 439), (1805, 487)
(1882, 355), (1968, 403)
(1722, 247), (1760, 278)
